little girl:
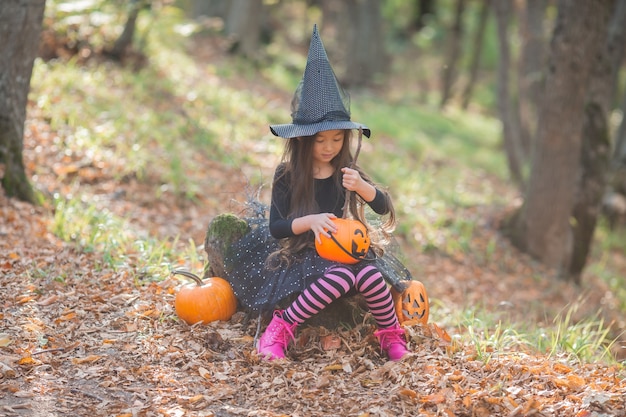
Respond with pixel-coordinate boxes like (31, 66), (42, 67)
(224, 25), (413, 361)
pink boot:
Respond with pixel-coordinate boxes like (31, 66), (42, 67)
(375, 325), (410, 361)
(257, 310), (297, 360)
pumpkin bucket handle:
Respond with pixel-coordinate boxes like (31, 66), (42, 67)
(328, 232), (377, 262)
(341, 127), (363, 219)
(335, 127), (376, 262)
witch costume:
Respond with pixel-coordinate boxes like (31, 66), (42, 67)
(223, 25), (413, 316)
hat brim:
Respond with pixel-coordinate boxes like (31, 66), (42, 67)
(270, 120), (371, 139)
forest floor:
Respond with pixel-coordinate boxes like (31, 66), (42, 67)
(2, 37), (626, 417)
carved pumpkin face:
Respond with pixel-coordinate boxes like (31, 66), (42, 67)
(315, 218), (371, 264)
(392, 280), (429, 325)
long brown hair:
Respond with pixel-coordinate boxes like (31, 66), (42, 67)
(270, 130), (396, 265)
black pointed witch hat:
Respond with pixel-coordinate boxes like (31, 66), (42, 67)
(270, 24), (370, 139)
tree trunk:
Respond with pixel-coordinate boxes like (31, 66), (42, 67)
(203, 214), (250, 278)
(493, 0), (525, 187)
(567, 0), (615, 282)
(517, 0), (547, 156)
(461, 0), (490, 110)
(107, 0), (143, 60)
(0, 0), (46, 203)
(608, 0), (626, 194)
(570, 103), (610, 282)
(343, 0), (387, 87)
(439, 0), (465, 108)
(190, 0), (230, 19)
(607, 0), (626, 109)
(224, 0), (263, 59)
(409, 0), (436, 33)
(615, 89), (626, 171)
(508, 0), (610, 277)
(586, 0), (619, 118)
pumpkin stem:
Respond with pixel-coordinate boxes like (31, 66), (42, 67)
(172, 269), (203, 286)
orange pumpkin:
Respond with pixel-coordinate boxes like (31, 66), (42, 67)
(392, 280), (429, 325)
(315, 218), (371, 264)
(173, 270), (237, 325)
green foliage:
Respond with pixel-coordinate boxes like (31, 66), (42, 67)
(44, 0), (141, 53)
(34, 5), (284, 198)
(588, 221), (626, 314)
(539, 303), (618, 365)
(456, 302), (620, 366)
(50, 193), (203, 281)
(351, 96), (507, 262)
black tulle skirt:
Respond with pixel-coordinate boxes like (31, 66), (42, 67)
(223, 218), (413, 313)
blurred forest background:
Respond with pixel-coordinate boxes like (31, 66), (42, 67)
(5, 0), (626, 279)
(1, 0), (626, 415)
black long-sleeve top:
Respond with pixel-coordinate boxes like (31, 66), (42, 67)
(269, 164), (389, 239)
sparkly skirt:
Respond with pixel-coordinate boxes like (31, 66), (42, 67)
(223, 218), (412, 313)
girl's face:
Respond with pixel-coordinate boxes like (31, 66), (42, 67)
(312, 129), (344, 165)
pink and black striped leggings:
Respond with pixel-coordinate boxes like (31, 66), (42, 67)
(282, 264), (399, 329)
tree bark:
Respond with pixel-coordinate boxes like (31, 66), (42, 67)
(409, 0), (436, 33)
(517, 0), (547, 156)
(106, 0), (143, 60)
(0, 0), (46, 203)
(570, 103), (610, 282)
(204, 214), (249, 278)
(439, 0), (465, 108)
(607, 0), (626, 110)
(586, 0), (619, 118)
(615, 89), (626, 172)
(318, 0), (350, 79)
(608, 0), (626, 193)
(343, 0), (387, 87)
(190, 0), (230, 19)
(493, 0), (525, 187)
(461, 0), (490, 110)
(224, 0), (264, 59)
(567, 0), (615, 282)
(508, 0), (610, 277)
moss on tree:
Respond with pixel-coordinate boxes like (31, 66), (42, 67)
(203, 213), (249, 277)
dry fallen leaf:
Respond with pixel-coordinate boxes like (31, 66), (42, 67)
(71, 355), (102, 364)
(431, 323), (451, 343)
(320, 334), (342, 350)
(187, 394), (204, 403)
(323, 364), (344, 371)
(57, 311), (77, 322)
(37, 294), (59, 306)
(398, 388), (418, 399)
(198, 367), (211, 379)
(0, 361), (17, 378)
(17, 357), (39, 366)
(0, 333), (13, 347)
(420, 392), (447, 404)
(13, 390), (35, 398)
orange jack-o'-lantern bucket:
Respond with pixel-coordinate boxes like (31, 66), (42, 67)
(315, 218), (371, 264)
(391, 280), (429, 325)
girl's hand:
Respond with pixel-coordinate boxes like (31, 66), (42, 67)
(309, 213), (338, 244)
(341, 167), (363, 191)
(341, 167), (376, 202)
